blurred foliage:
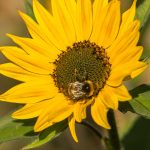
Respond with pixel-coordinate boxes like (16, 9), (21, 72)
(135, 0), (150, 29)
(0, 112), (68, 150)
(122, 117), (150, 150)
(119, 85), (150, 118)
(0, 114), (36, 143)
(23, 120), (67, 150)
(25, 0), (36, 21)
(137, 0), (150, 59)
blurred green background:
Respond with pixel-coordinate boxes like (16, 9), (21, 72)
(0, 0), (149, 149)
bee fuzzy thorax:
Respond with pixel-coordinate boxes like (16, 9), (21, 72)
(68, 81), (94, 100)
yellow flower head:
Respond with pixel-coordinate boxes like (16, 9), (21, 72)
(0, 0), (147, 142)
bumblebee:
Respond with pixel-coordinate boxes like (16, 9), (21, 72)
(68, 80), (94, 100)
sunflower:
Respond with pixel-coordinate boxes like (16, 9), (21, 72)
(0, 0), (147, 142)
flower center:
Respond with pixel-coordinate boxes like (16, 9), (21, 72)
(52, 41), (111, 101)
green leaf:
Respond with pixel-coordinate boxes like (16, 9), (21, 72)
(135, 0), (150, 28)
(23, 120), (67, 150)
(24, 0), (36, 21)
(122, 117), (150, 150)
(129, 94), (150, 118)
(119, 84), (150, 118)
(0, 114), (37, 143)
(129, 84), (150, 97)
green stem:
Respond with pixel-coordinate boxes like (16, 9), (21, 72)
(108, 110), (121, 150)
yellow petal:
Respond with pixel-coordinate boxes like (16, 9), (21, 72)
(12, 100), (50, 119)
(97, 0), (120, 48)
(91, 99), (110, 129)
(34, 94), (73, 132)
(101, 86), (118, 109)
(118, 0), (137, 37)
(0, 63), (48, 82)
(1, 46), (53, 75)
(107, 61), (147, 86)
(64, 0), (76, 30)
(107, 67), (128, 87)
(131, 62), (148, 78)
(74, 99), (92, 122)
(51, 0), (76, 45)
(93, 0), (108, 22)
(76, 0), (92, 41)
(111, 85), (132, 101)
(33, 0), (69, 50)
(68, 115), (78, 142)
(7, 34), (61, 62)
(19, 11), (52, 46)
(107, 20), (140, 62)
(74, 102), (83, 123)
(112, 46), (143, 68)
(0, 79), (58, 103)
(90, 0), (108, 43)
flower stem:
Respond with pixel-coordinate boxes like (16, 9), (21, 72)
(108, 110), (121, 150)
(82, 120), (102, 139)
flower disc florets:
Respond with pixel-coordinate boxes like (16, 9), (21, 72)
(53, 40), (111, 101)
